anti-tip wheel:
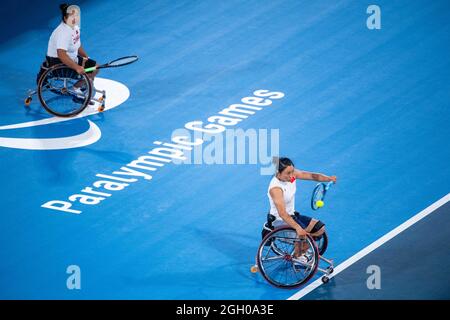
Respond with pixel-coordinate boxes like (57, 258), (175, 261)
(24, 97), (32, 106)
(327, 266), (334, 274)
(250, 265), (258, 273)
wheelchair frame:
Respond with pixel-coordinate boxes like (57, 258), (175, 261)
(25, 63), (106, 117)
(251, 225), (334, 288)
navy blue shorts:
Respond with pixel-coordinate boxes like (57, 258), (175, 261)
(261, 212), (325, 240)
(293, 213), (313, 229)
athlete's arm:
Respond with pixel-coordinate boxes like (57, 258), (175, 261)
(57, 49), (84, 74)
(294, 170), (337, 183)
(78, 46), (88, 59)
(269, 187), (307, 237)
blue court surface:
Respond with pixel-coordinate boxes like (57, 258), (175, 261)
(0, 0), (449, 299)
(299, 199), (450, 300)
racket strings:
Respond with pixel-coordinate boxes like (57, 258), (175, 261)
(108, 56), (138, 67)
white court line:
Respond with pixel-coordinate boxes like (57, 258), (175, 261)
(288, 193), (450, 300)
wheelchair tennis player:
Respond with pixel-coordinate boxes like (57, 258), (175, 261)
(36, 4), (98, 102)
(264, 157), (337, 267)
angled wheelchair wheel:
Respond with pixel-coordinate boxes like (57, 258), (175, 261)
(37, 64), (92, 117)
(256, 226), (319, 288)
(314, 231), (328, 256)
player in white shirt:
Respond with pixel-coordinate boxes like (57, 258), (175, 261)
(36, 4), (98, 87)
(264, 157), (337, 264)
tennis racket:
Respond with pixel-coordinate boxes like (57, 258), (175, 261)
(311, 181), (334, 210)
(84, 55), (139, 73)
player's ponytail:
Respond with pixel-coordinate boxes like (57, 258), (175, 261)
(59, 3), (70, 21)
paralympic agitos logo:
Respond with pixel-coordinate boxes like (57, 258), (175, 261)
(0, 78), (129, 150)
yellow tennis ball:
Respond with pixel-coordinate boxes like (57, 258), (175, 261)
(316, 200), (324, 208)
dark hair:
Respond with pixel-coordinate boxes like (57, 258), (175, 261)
(273, 157), (294, 174)
(60, 3), (70, 22)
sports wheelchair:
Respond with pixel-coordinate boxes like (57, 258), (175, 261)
(25, 62), (106, 117)
(251, 215), (334, 288)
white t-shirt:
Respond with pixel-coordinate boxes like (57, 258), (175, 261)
(267, 176), (296, 220)
(47, 22), (81, 62)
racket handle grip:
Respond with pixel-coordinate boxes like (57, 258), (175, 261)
(84, 66), (97, 73)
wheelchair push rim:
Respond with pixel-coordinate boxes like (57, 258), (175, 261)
(256, 226), (319, 289)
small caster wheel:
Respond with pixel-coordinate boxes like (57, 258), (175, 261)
(321, 276), (329, 284)
(250, 265), (258, 273)
(327, 266), (334, 274)
(24, 97), (32, 106)
(98, 105), (105, 112)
